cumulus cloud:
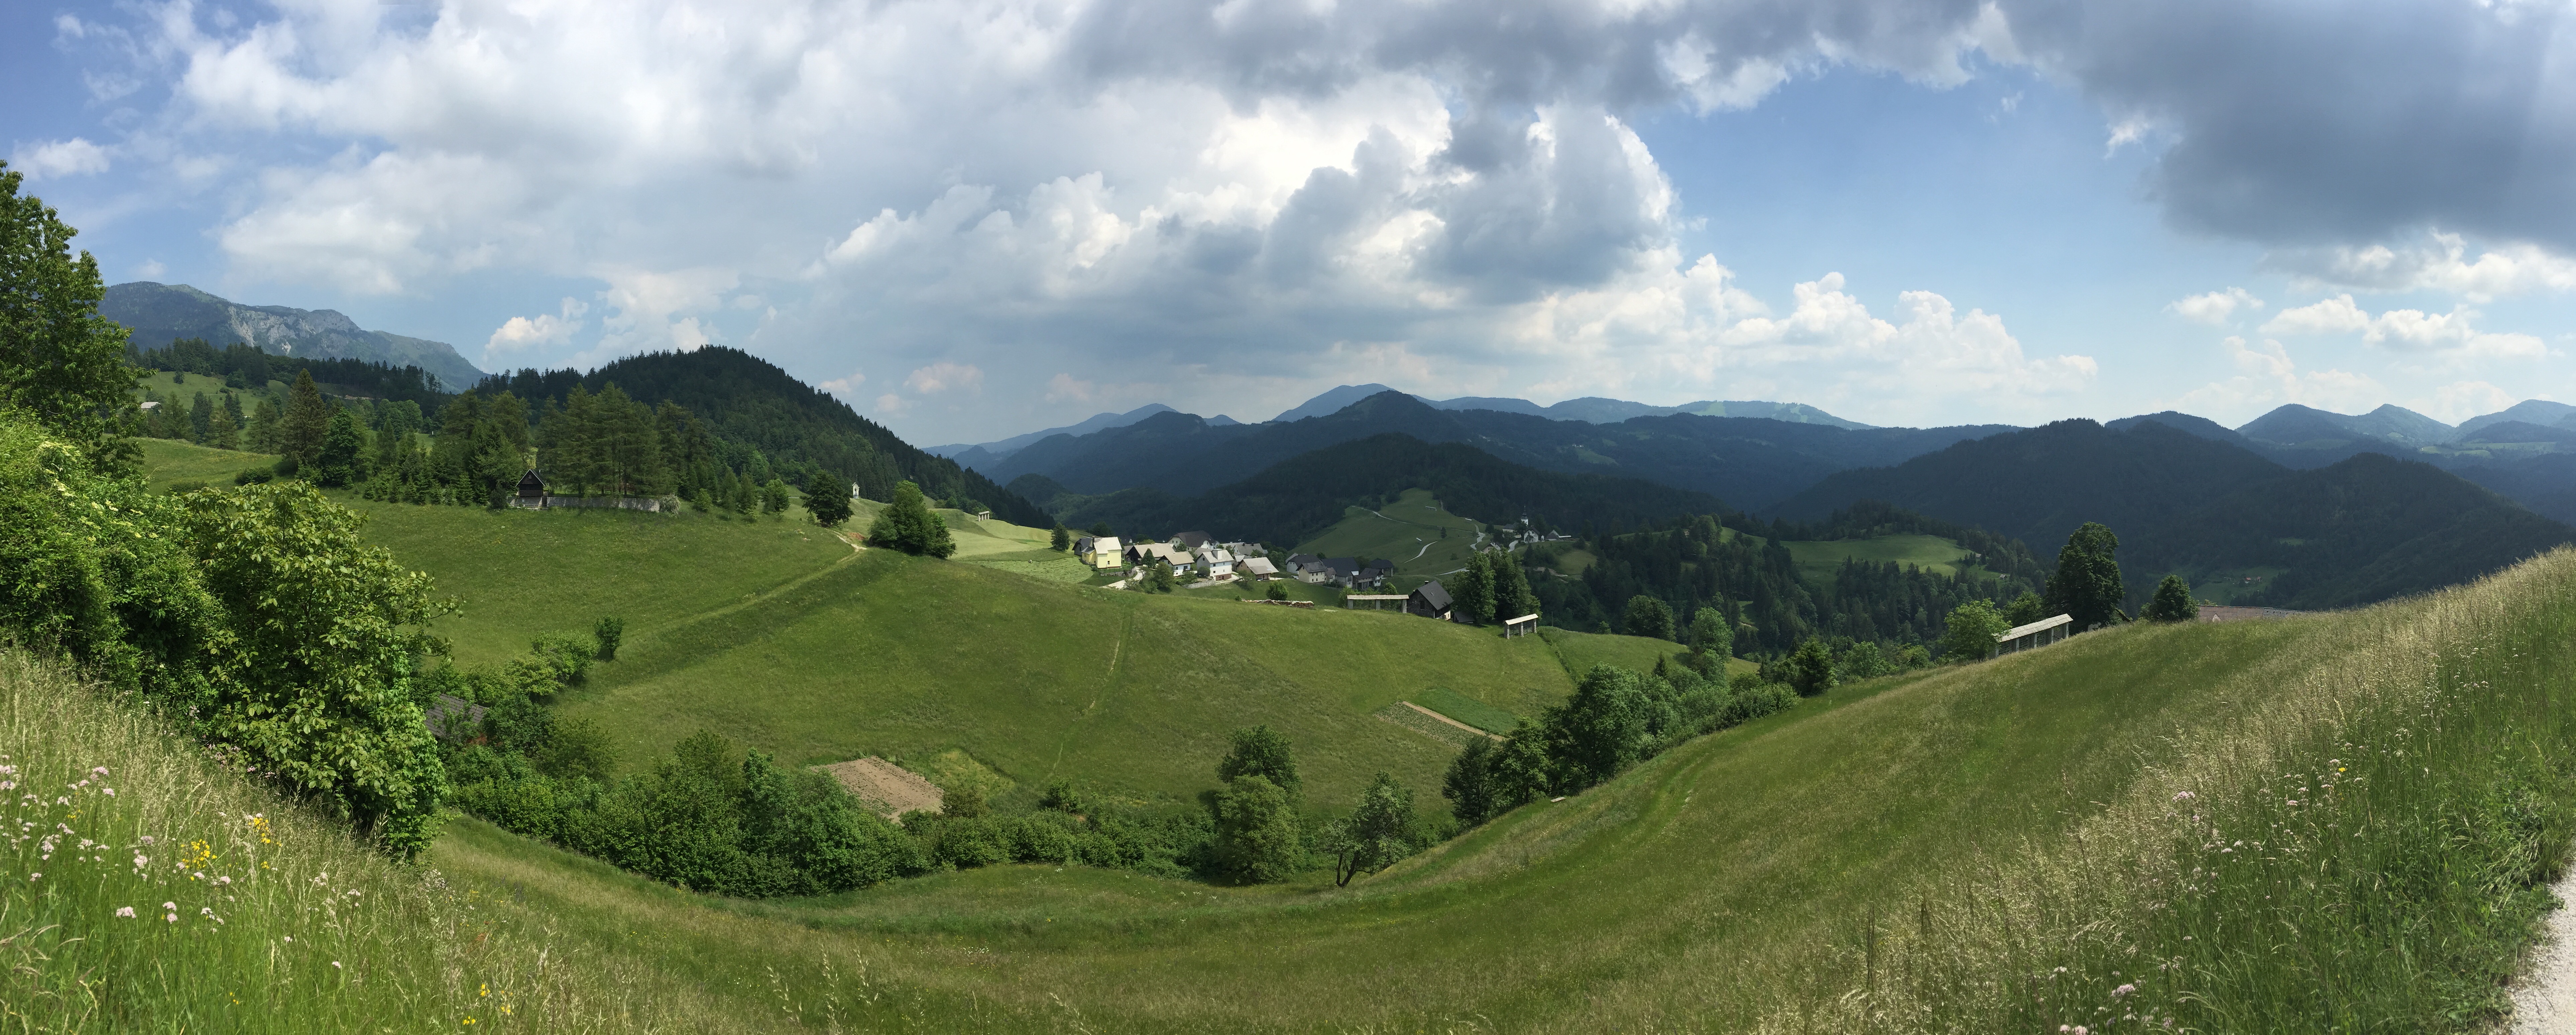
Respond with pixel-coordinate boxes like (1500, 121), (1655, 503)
(905, 362), (985, 395)
(2261, 294), (2546, 359)
(819, 370), (865, 398)
(9, 138), (111, 180)
(2172, 336), (2388, 424)
(2263, 232), (2576, 302)
(485, 301), (589, 362)
(2166, 287), (2262, 326)
(54, 0), (2576, 438)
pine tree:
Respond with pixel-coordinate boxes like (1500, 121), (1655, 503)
(245, 396), (281, 452)
(278, 371), (332, 468)
(207, 401), (239, 450)
(1050, 524), (1070, 551)
(188, 392), (213, 442)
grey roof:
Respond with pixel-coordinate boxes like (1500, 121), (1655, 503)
(1997, 613), (2074, 641)
(1411, 580), (1453, 611)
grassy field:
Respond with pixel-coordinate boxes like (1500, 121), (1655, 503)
(135, 437), (279, 491)
(345, 497), (854, 668)
(392, 544), (2576, 1032)
(1781, 531), (1980, 582)
(1290, 489), (1489, 580)
(24, 496), (2576, 1029)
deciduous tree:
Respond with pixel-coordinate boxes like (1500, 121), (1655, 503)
(1325, 773), (1418, 887)
(1936, 598), (2008, 663)
(0, 161), (136, 457)
(1217, 725), (1301, 797)
(805, 472), (852, 527)
(2045, 522), (2127, 630)
(1210, 775), (1302, 883)
(1622, 594), (1675, 641)
(2144, 574), (2200, 622)
(1785, 637), (1837, 696)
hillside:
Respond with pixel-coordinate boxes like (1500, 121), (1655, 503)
(388, 544), (2576, 1032)
(475, 347), (1049, 527)
(343, 495), (1671, 810)
(1777, 418), (2575, 609)
(104, 281), (486, 391)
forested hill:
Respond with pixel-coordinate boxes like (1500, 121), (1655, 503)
(986, 388), (2013, 510)
(1777, 419), (2575, 610)
(1038, 432), (1723, 547)
(476, 348), (1046, 527)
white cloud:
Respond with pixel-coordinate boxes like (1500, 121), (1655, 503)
(2265, 233), (2576, 303)
(819, 370), (865, 398)
(135, 259), (165, 280)
(905, 362), (985, 395)
(2419, 380), (2515, 424)
(2261, 294), (2546, 360)
(2171, 336), (2387, 424)
(483, 297), (590, 360)
(2166, 287), (2262, 327)
(10, 138), (111, 180)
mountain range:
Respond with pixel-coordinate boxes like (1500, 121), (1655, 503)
(103, 282), (487, 391)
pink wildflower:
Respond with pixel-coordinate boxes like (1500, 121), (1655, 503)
(115, 906), (135, 918)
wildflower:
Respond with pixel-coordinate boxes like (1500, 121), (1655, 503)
(165, 913), (176, 923)
(139, 835), (153, 845)
(332, 961), (342, 969)
(2113, 984), (2136, 998)
(90, 767), (107, 777)
(102, 789), (113, 797)
(116, 906), (135, 918)
(26, 873), (36, 882)
(133, 854), (148, 869)
(163, 901), (175, 910)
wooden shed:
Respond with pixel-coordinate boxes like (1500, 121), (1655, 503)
(1994, 613), (2073, 656)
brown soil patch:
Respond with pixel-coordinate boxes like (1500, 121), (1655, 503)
(815, 757), (943, 819)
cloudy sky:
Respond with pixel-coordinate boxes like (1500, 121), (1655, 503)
(9, 0), (2576, 445)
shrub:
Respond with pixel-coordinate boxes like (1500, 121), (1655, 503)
(1211, 775), (1304, 883)
(593, 615), (625, 661)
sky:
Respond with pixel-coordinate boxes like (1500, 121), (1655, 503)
(8, 0), (2576, 446)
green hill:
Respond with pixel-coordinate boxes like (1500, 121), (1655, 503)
(1286, 488), (1489, 579)
(342, 496), (1670, 809)
(396, 545), (2576, 1032)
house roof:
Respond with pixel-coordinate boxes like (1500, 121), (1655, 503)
(1196, 547), (1236, 563)
(1411, 580), (1453, 611)
(1240, 557), (1278, 575)
(1078, 536), (1122, 554)
(1173, 531), (1211, 549)
(1997, 613), (2074, 641)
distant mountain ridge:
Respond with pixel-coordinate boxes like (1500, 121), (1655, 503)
(103, 282), (486, 392)
(1266, 382), (1874, 428)
(985, 389), (2008, 511)
(1776, 418), (2574, 610)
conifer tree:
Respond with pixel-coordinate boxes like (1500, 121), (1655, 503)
(188, 392), (213, 442)
(207, 401), (239, 450)
(246, 396), (282, 452)
(1050, 524), (1070, 551)
(278, 371), (332, 467)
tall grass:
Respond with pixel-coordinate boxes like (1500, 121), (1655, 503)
(1777, 548), (2576, 1032)
(0, 651), (746, 1033)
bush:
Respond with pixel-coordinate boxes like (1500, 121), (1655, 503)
(1211, 775), (1304, 883)
(593, 615), (625, 661)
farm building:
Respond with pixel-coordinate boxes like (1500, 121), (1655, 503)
(1238, 556), (1279, 578)
(1995, 613), (2073, 656)
(1408, 580), (1454, 620)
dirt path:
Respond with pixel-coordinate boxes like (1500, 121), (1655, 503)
(2512, 865), (2576, 1032)
(1400, 701), (1504, 741)
(814, 757), (943, 819)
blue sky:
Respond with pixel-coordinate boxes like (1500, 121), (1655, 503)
(9, 0), (2576, 444)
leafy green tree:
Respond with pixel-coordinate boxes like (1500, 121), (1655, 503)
(2044, 522), (2127, 630)
(1324, 772), (1418, 887)
(2144, 574), (2200, 622)
(2003, 590), (2047, 627)
(1218, 724), (1301, 797)
(1149, 558), (1175, 592)
(179, 481), (452, 855)
(1038, 778), (1086, 814)
(279, 371), (332, 468)
(1452, 553), (1496, 624)
(804, 472), (852, 527)
(1622, 594), (1676, 641)
(1688, 606), (1733, 660)
(1050, 524), (1070, 551)
(760, 477), (790, 516)
(0, 162), (137, 456)
(1088, 521), (1113, 537)
(1541, 665), (1649, 792)
(1785, 637), (1837, 696)
(1210, 775), (1303, 883)
(1265, 581), (1290, 601)
(594, 616), (625, 661)
(866, 480), (955, 557)
(537, 716), (621, 782)
(1441, 737), (1503, 825)
(1835, 641), (1891, 682)
(1936, 598), (2008, 663)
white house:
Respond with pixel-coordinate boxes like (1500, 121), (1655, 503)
(1194, 546), (1237, 578)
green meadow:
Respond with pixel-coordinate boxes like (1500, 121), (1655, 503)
(1289, 488), (1489, 579)
(134, 437), (279, 492)
(15, 510), (2576, 1031)
(1780, 530), (1981, 581)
